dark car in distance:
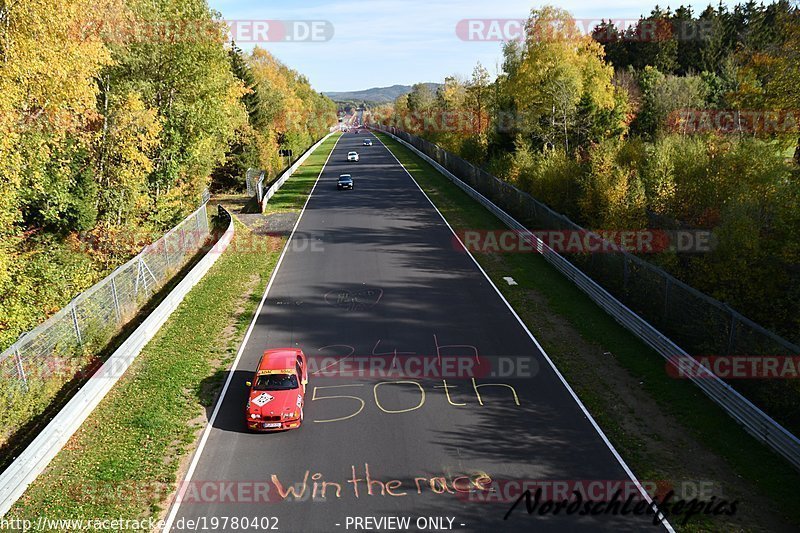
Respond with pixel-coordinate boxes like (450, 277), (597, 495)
(337, 174), (353, 190)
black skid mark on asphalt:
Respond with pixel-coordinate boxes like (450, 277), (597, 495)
(324, 287), (384, 311)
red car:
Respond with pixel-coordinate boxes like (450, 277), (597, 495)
(245, 348), (308, 432)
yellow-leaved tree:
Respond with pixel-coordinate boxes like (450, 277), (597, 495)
(502, 5), (622, 151)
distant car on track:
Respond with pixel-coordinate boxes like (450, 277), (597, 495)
(363, 139), (373, 146)
(338, 174), (354, 190)
(245, 348), (308, 432)
(347, 151), (359, 162)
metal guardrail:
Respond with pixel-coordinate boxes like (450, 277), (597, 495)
(245, 132), (335, 212)
(374, 125), (800, 471)
(376, 129), (800, 360)
(259, 132), (336, 211)
(0, 206), (235, 517)
(0, 203), (212, 391)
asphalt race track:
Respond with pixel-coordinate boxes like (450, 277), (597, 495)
(165, 132), (670, 532)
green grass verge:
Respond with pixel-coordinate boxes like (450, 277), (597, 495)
(264, 133), (341, 214)
(376, 132), (800, 531)
(6, 135), (339, 525)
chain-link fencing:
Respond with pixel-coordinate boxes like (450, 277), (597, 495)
(0, 203), (211, 393)
(375, 125), (800, 453)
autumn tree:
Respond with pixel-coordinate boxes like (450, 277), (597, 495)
(501, 6), (624, 152)
(466, 62), (492, 134)
(0, 0), (330, 351)
(104, 0), (247, 223)
(406, 83), (436, 112)
(0, 0), (114, 346)
(244, 47), (336, 180)
(733, 5), (800, 163)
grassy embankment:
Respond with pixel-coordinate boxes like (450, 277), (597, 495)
(376, 131), (800, 532)
(6, 133), (340, 524)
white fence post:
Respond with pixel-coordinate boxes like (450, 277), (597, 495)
(111, 277), (122, 323)
(377, 125), (800, 471)
(0, 204), (217, 404)
(135, 255), (153, 296)
(0, 208), (237, 517)
(70, 303), (82, 345)
(256, 173), (265, 203)
(134, 256), (143, 296)
(14, 346), (27, 389)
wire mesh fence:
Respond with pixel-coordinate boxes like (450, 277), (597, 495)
(378, 125), (800, 358)
(375, 124), (800, 429)
(375, 125), (800, 468)
(0, 203), (211, 393)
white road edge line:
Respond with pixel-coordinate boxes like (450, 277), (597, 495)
(162, 133), (342, 532)
(373, 132), (676, 533)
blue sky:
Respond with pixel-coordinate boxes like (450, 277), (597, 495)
(208, 0), (737, 92)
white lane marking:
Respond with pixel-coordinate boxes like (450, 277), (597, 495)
(503, 276), (518, 286)
(373, 132), (675, 533)
(162, 133), (342, 532)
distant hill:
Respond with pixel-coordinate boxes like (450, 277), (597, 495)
(323, 83), (442, 104)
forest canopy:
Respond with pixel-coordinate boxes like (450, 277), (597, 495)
(0, 0), (335, 351)
(374, 2), (800, 344)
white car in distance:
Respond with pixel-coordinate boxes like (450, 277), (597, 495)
(347, 151), (359, 162)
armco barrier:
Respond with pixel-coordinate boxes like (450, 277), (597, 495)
(260, 131), (336, 211)
(0, 206), (235, 517)
(373, 126), (800, 471)
(0, 204), (211, 389)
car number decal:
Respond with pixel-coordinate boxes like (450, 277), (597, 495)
(252, 393), (274, 407)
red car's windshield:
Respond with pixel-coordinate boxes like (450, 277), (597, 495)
(254, 373), (298, 391)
